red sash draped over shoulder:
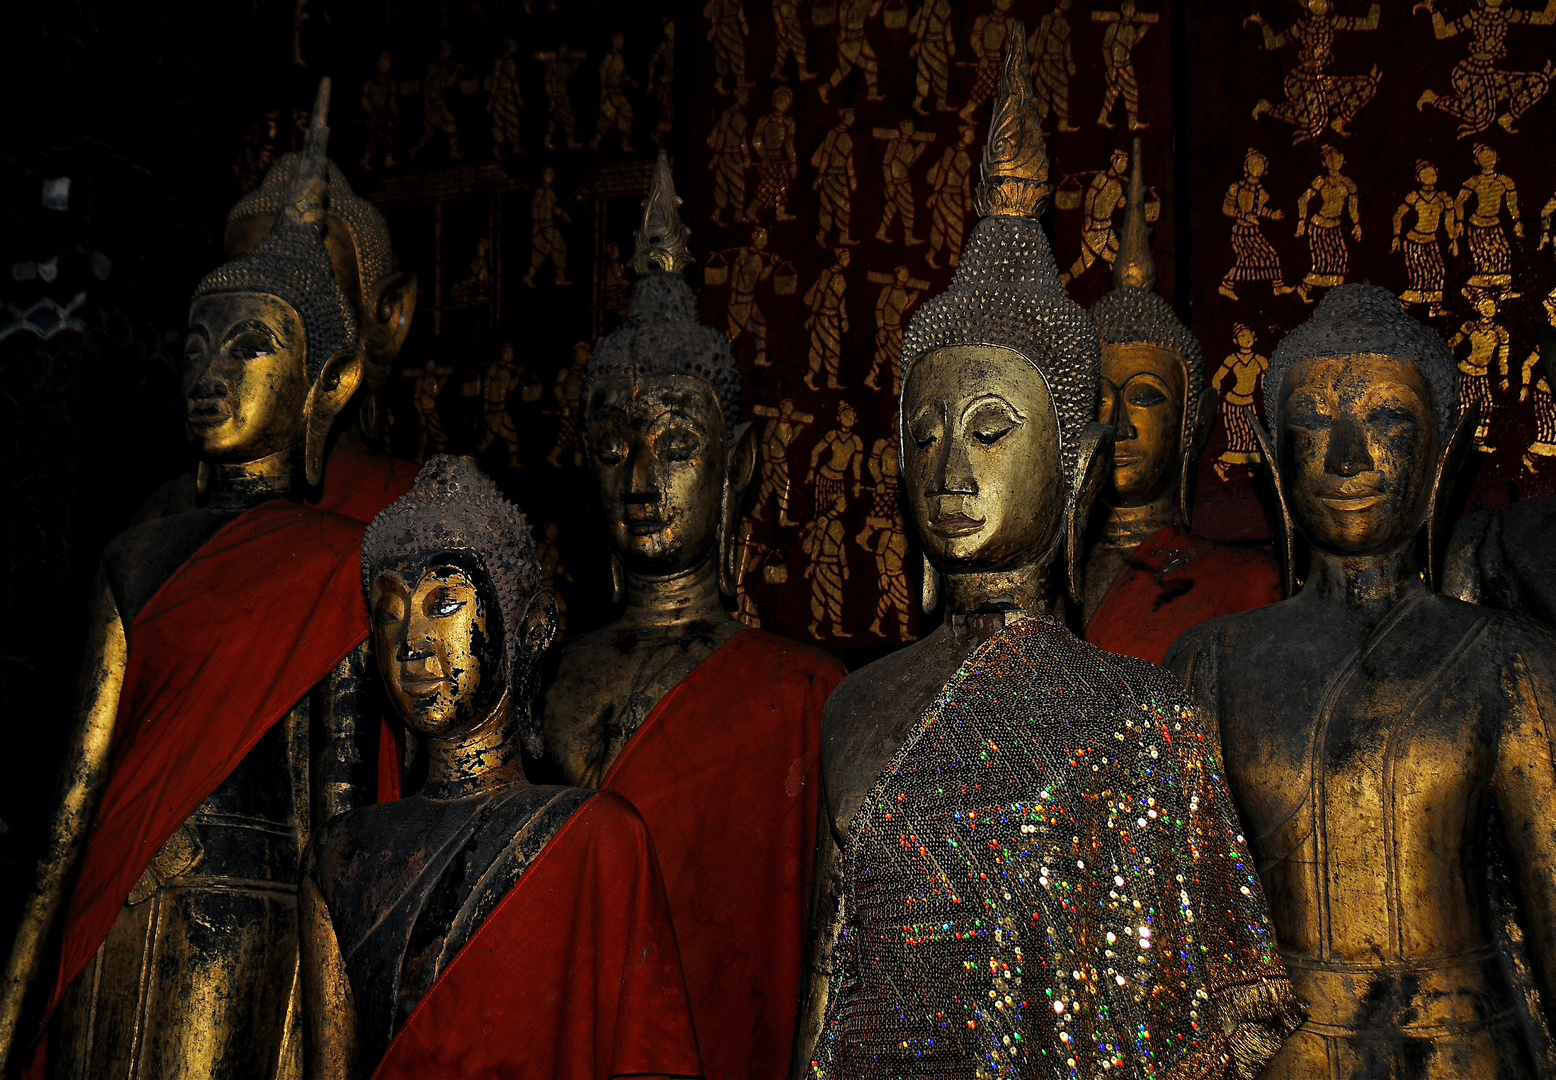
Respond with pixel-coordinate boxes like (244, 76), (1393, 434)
(46, 501), (369, 1017)
(602, 630), (846, 1080)
(374, 791), (704, 1080)
(1085, 525), (1283, 664)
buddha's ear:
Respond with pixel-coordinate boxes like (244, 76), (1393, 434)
(718, 422), (758, 599)
(303, 346), (366, 487)
(1178, 388), (1218, 531)
(1425, 403), (1477, 592)
(1250, 418), (1297, 597)
(519, 587), (561, 661)
(1097, 376), (1120, 427)
(363, 271), (418, 362)
(515, 587), (561, 759)
(1066, 422), (1114, 606)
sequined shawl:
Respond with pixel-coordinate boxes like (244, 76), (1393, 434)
(811, 616), (1302, 1079)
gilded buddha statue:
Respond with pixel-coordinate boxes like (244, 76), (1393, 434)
(1082, 139), (1283, 664)
(1168, 284), (1556, 1079)
(300, 456), (700, 1079)
(794, 32), (1301, 1078)
(542, 151), (846, 1079)
(0, 79), (378, 1079)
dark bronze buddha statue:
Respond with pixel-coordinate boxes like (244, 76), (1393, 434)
(1169, 284), (1556, 1079)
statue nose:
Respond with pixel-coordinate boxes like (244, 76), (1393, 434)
(1325, 415), (1373, 477)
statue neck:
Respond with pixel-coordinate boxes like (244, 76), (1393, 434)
(942, 556), (1061, 646)
(203, 447), (297, 512)
(1099, 489), (1176, 551)
(622, 551), (728, 630)
(1301, 545), (1427, 625)
(420, 692), (531, 800)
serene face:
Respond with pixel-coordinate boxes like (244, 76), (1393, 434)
(903, 345), (1065, 572)
(372, 562), (501, 739)
(1280, 355), (1437, 556)
(1103, 342), (1185, 505)
(184, 291), (309, 462)
(588, 373), (727, 575)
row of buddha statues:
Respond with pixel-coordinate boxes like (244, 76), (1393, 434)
(2, 30), (1556, 1079)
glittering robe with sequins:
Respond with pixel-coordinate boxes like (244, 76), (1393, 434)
(811, 616), (1302, 1079)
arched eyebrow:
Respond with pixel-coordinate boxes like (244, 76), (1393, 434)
(221, 319), (281, 346)
(959, 393), (1027, 425)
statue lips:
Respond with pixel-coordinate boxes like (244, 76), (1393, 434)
(624, 499), (669, 538)
(1315, 479), (1385, 512)
(186, 389), (233, 428)
(929, 511), (985, 538)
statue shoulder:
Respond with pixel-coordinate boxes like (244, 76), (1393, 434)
(101, 506), (242, 627)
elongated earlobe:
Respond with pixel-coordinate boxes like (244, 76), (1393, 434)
(1065, 423), (1114, 605)
(718, 422), (758, 600)
(610, 552), (625, 605)
(303, 347), (365, 486)
(1179, 388), (1218, 531)
(921, 552), (940, 615)
(1426, 403), (1477, 592)
(1250, 420), (1297, 597)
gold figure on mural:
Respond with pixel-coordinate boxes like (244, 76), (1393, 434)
(547, 342), (590, 468)
(1219, 149), (1294, 301)
(805, 249), (852, 390)
(1522, 346), (1556, 472)
(873, 120), (935, 245)
(807, 402), (866, 515)
(865, 266), (930, 394)
(727, 227), (775, 366)
(707, 89), (751, 227)
(1030, 0), (1081, 133)
(752, 399), (815, 525)
(591, 31), (638, 153)
(536, 43), (585, 151)
(772, 0), (817, 80)
(1450, 294), (1512, 451)
(705, 0), (751, 94)
(1061, 147), (1130, 286)
(1457, 142), (1521, 294)
(819, 0), (886, 104)
(924, 125), (977, 269)
(1416, 0), (1556, 137)
(523, 166), (572, 288)
(1092, 0), (1158, 130)
(463, 343), (527, 468)
(1247, 0), (1382, 144)
(485, 38), (524, 160)
(1210, 323), (1270, 481)
(1392, 160), (1459, 316)
(360, 52), (398, 170)
(1294, 144), (1361, 303)
(747, 87), (798, 221)
(648, 18), (676, 144)
(404, 356), (454, 461)
(802, 493), (851, 639)
(855, 439), (911, 641)
(908, 0), (956, 114)
(537, 520), (573, 636)
(959, 0), (1016, 122)
(812, 107), (858, 247)
(411, 41), (472, 161)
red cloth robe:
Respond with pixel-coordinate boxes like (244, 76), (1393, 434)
(41, 502), (369, 1025)
(374, 791), (704, 1080)
(1084, 524), (1283, 664)
(601, 630), (846, 1080)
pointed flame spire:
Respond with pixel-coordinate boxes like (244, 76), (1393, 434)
(631, 150), (694, 275)
(284, 77), (332, 232)
(972, 21), (1053, 220)
(1113, 137), (1156, 291)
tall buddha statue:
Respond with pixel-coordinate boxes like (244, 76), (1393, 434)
(542, 151), (847, 1079)
(794, 32), (1301, 1079)
(301, 456), (701, 1080)
(1168, 285), (1556, 1079)
(0, 79), (377, 1079)
(1082, 140), (1283, 664)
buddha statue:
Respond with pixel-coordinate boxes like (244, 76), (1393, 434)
(1168, 284), (1556, 1079)
(301, 456), (700, 1079)
(795, 33), (1301, 1079)
(1082, 139), (1283, 664)
(542, 151), (846, 1079)
(0, 79), (378, 1080)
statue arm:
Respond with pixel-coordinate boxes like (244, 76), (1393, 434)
(312, 641), (377, 827)
(0, 576), (127, 1071)
(791, 760), (847, 1078)
(1440, 511), (1492, 603)
(301, 874), (359, 1080)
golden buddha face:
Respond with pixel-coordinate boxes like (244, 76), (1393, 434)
(587, 373), (728, 576)
(1102, 342), (1185, 506)
(184, 292), (309, 463)
(371, 562), (500, 739)
(903, 345), (1065, 572)
(1279, 354), (1437, 556)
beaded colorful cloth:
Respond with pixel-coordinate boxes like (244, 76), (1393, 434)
(812, 615), (1301, 1079)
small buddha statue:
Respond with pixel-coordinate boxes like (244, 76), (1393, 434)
(1445, 497), (1556, 628)
(795, 33), (1301, 1079)
(301, 456), (700, 1079)
(0, 79), (377, 1079)
(1082, 139), (1283, 663)
(1168, 284), (1556, 1079)
(542, 151), (846, 1079)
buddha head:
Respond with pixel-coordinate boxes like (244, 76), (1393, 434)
(225, 90), (417, 444)
(186, 78), (364, 489)
(583, 151), (754, 598)
(362, 455), (557, 755)
(1089, 139), (1213, 522)
(900, 25), (1110, 610)
(1264, 284), (1464, 582)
